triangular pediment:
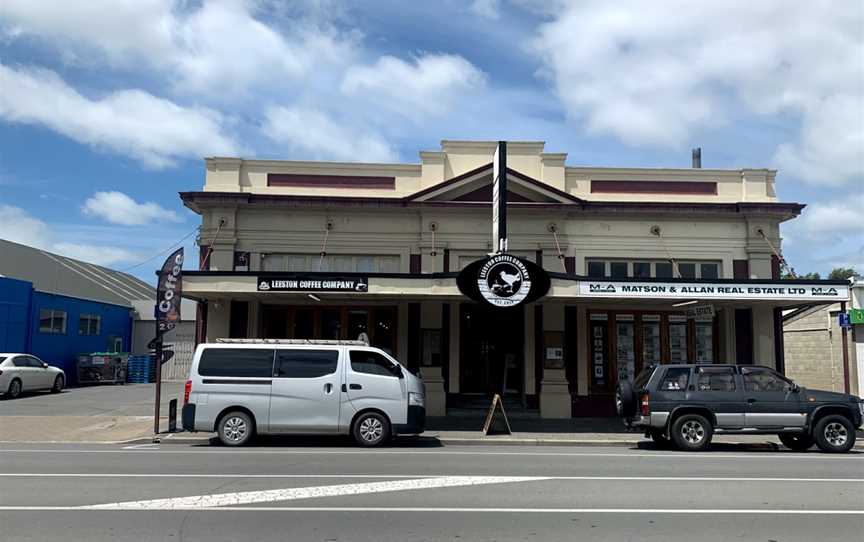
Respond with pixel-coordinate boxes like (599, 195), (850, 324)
(407, 164), (582, 204)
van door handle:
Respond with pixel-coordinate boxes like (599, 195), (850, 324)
(324, 383), (333, 394)
(341, 384), (347, 392)
(349, 384), (362, 390)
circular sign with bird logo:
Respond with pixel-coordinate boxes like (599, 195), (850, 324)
(457, 254), (549, 308)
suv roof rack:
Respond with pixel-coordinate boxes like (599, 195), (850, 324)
(214, 338), (369, 346)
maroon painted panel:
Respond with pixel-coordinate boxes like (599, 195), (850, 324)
(591, 180), (717, 195)
(733, 259), (749, 280)
(771, 255), (781, 280)
(268, 173), (395, 189)
(564, 256), (576, 274)
(410, 254), (422, 274)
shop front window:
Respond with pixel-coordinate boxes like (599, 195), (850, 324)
(347, 310), (369, 342)
(678, 263), (696, 279)
(655, 262), (674, 278)
(700, 263), (719, 279)
(615, 315), (636, 383)
(641, 316), (661, 365)
(634, 262), (652, 278)
(372, 308), (396, 355)
(695, 320), (714, 362)
(668, 317), (689, 363)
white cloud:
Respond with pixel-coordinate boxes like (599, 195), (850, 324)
(791, 194), (864, 240)
(530, 1), (863, 185)
(0, 63), (240, 168)
(82, 191), (182, 226)
(0, 0), (357, 97)
(262, 106), (398, 162)
(342, 54), (486, 120)
(0, 205), (139, 266)
(470, 0), (501, 19)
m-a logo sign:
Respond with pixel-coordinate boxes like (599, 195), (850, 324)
(457, 254), (550, 308)
(589, 283), (616, 293)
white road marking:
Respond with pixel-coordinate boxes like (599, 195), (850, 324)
(1, 448), (860, 460)
(0, 506), (861, 514)
(82, 476), (548, 510)
(1, 473), (862, 483)
(121, 444), (159, 450)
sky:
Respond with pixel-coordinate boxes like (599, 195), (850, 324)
(0, 0), (861, 284)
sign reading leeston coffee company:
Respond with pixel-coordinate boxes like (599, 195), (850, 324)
(257, 277), (369, 292)
(580, 280), (849, 301)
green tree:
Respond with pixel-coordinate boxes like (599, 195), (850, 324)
(827, 267), (862, 280)
(782, 270), (820, 280)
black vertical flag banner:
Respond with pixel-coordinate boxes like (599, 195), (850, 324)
(156, 247), (184, 332)
(154, 247), (183, 439)
(491, 141), (507, 253)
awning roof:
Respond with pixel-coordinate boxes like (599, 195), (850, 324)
(182, 271), (850, 310)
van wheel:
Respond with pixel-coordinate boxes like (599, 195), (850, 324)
(814, 415), (856, 453)
(778, 433), (814, 451)
(352, 412), (390, 447)
(671, 414), (713, 451)
(217, 411), (254, 447)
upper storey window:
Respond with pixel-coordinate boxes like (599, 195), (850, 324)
(586, 259), (721, 279)
(262, 254), (400, 273)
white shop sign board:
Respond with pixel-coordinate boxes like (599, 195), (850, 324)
(579, 281), (849, 301)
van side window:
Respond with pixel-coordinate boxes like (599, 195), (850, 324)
(198, 348), (274, 378)
(350, 351), (400, 377)
(275, 350), (338, 378)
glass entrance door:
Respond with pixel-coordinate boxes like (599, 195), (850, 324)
(459, 303), (524, 396)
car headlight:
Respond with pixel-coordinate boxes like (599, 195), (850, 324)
(408, 392), (425, 407)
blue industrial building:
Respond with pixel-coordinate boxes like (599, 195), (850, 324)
(1, 240), (154, 384)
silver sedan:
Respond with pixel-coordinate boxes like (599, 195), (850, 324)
(0, 353), (65, 399)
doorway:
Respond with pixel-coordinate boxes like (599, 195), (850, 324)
(459, 303), (524, 397)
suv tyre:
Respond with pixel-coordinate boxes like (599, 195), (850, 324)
(671, 413), (713, 451)
(616, 381), (637, 419)
(217, 411), (254, 447)
(778, 433), (814, 452)
(813, 415), (856, 453)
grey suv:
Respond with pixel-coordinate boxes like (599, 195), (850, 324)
(617, 364), (863, 453)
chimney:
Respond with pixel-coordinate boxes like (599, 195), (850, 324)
(692, 147), (702, 168)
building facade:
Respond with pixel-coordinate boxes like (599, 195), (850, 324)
(0, 240), (152, 383)
(181, 140), (851, 417)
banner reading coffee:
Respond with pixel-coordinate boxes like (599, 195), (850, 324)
(156, 247), (184, 332)
(457, 254), (550, 308)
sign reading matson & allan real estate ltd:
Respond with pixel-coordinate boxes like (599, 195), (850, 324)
(579, 280), (849, 301)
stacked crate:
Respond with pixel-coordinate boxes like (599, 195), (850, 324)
(127, 355), (153, 384)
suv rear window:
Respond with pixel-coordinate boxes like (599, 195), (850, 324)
(198, 348), (274, 378)
(633, 366), (656, 389)
(275, 350), (338, 378)
(659, 367), (690, 391)
(696, 367), (736, 391)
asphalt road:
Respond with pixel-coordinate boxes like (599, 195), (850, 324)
(1, 442), (862, 541)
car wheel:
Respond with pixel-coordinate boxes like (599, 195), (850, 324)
(5, 379), (22, 399)
(352, 412), (390, 447)
(51, 375), (64, 394)
(778, 433), (814, 451)
(615, 381), (637, 419)
(813, 415), (856, 453)
(671, 414), (713, 451)
(649, 429), (673, 449)
(217, 411), (254, 447)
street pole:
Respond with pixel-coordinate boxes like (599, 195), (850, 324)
(840, 301), (850, 394)
(153, 324), (163, 439)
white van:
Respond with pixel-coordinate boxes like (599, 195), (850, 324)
(182, 339), (426, 447)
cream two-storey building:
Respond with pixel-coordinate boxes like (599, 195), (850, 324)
(180, 140), (851, 418)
